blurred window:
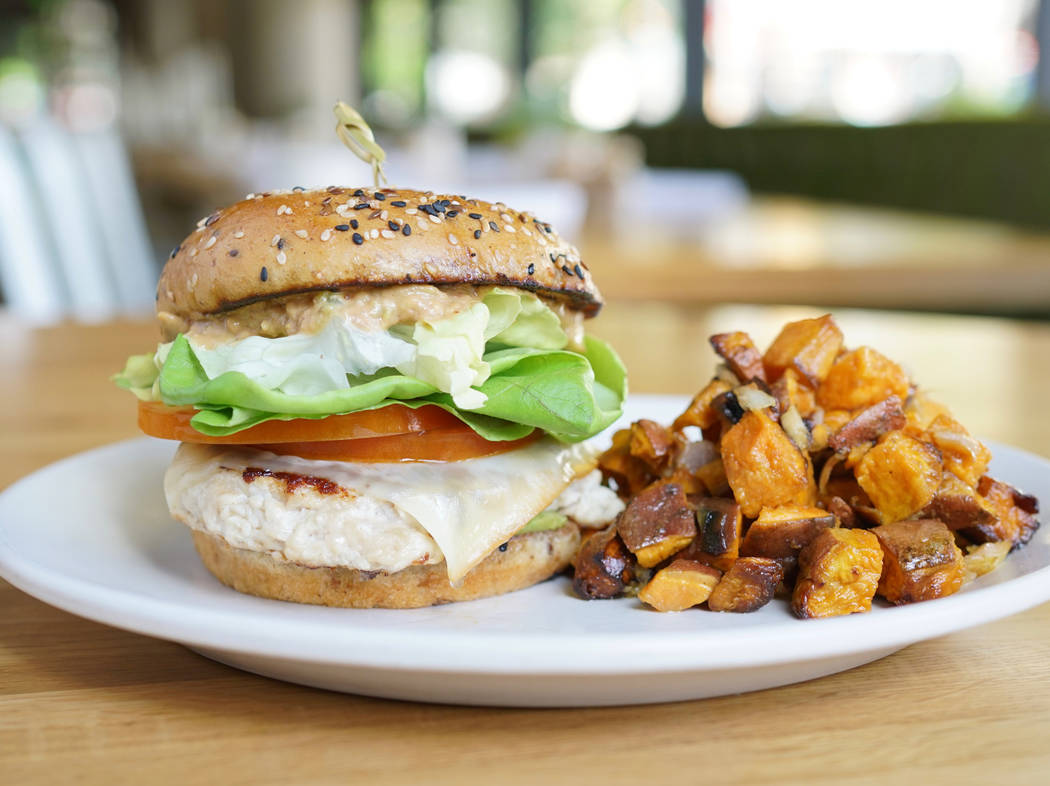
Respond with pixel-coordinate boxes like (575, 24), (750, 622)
(361, 0), (430, 127)
(704, 0), (1040, 127)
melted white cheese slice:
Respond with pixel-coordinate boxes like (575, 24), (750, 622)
(178, 440), (597, 583)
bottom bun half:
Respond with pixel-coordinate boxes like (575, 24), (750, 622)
(193, 525), (581, 609)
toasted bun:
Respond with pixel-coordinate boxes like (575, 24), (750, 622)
(192, 524), (582, 609)
(158, 187), (600, 320)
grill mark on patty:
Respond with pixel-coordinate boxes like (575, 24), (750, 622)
(241, 466), (345, 495)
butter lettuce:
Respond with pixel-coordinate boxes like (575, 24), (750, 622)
(114, 289), (625, 443)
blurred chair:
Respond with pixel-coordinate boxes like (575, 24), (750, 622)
(0, 116), (156, 322)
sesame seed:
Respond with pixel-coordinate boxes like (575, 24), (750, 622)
(489, 221), (499, 232)
(276, 237), (285, 250)
(416, 218), (429, 230)
(527, 263), (535, 275)
(352, 232), (364, 245)
(522, 227), (532, 236)
(353, 189), (365, 197)
(190, 248), (198, 257)
(229, 249), (239, 257)
(304, 200), (311, 207)
(428, 214), (441, 224)
(388, 220), (399, 231)
(562, 265), (573, 276)
(370, 229), (379, 239)
(277, 204), (292, 215)
(293, 186), (305, 192)
(501, 213), (512, 223)
(205, 212), (219, 226)
(295, 229), (308, 238)
(276, 251), (287, 265)
(402, 224), (411, 236)
(406, 208), (418, 215)
(504, 224), (516, 233)
(574, 263), (585, 279)
(335, 204), (351, 215)
(190, 273), (198, 287)
(369, 210), (382, 219)
(390, 200), (406, 207)
(334, 224), (350, 231)
(169, 244), (180, 258)
(381, 230), (395, 239)
(468, 212), (482, 220)
(246, 193), (256, 200)
(260, 266), (268, 281)
(350, 219), (359, 229)
(204, 235), (217, 249)
(233, 231), (245, 239)
(321, 229), (332, 241)
(354, 203), (369, 210)
(446, 210), (458, 218)
(474, 229), (482, 239)
(448, 233), (459, 245)
(374, 192), (386, 200)
(271, 234), (281, 247)
(380, 210), (388, 220)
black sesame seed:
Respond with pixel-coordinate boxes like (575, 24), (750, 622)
(229, 249), (239, 257)
(260, 266), (268, 281)
(562, 265), (573, 276)
(352, 232), (364, 245)
(169, 244), (180, 258)
(390, 200), (406, 207)
(433, 202), (447, 213)
(388, 220), (399, 231)
(292, 185), (305, 192)
(420, 204), (438, 216)
(468, 212), (482, 220)
(327, 186), (344, 194)
(446, 210), (458, 218)
(204, 212), (219, 226)
(353, 203), (369, 210)
(402, 224), (411, 236)
(574, 263), (584, 279)
(527, 263), (535, 275)
(350, 219), (359, 229)
(276, 237), (285, 249)
(489, 221), (499, 232)
(473, 229), (482, 239)
(374, 192), (386, 200)
(334, 224), (350, 231)
(498, 543), (508, 552)
(353, 188), (365, 197)
(369, 210), (382, 219)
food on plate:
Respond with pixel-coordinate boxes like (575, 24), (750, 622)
(575, 313), (1040, 618)
(115, 187), (627, 608)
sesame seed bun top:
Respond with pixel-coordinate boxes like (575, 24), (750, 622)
(156, 186), (601, 321)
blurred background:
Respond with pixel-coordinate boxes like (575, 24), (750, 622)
(2, 0), (1049, 323)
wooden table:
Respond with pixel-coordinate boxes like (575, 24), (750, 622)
(3, 304), (1050, 785)
(585, 197), (1050, 314)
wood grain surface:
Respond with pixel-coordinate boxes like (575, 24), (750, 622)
(3, 303), (1050, 785)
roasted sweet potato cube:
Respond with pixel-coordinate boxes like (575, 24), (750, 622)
(771, 368), (817, 419)
(710, 331), (767, 383)
(673, 544), (738, 573)
(792, 529), (883, 618)
(638, 559), (722, 612)
(817, 346), (911, 411)
(920, 472), (996, 532)
(694, 497), (743, 557)
(904, 390), (952, 430)
(740, 505), (838, 559)
(598, 428), (655, 498)
(872, 519), (965, 604)
(629, 419), (674, 474)
(721, 410), (817, 518)
(970, 476), (1041, 546)
(695, 457), (731, 497)
(762, 314), (843, 386)
(707, 557), (784, 613)
(573, 526), (637, 599)
(673, 379), (733, 432)
(963, 541), (1012, 581)
(855, 431), (942, 523)
(926, 413), (991, 488)
(826, 496), (858, 528)
(828, 396), (906, 453)
(617, 482), (697, 568)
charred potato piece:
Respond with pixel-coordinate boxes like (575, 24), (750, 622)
(826, 496), (858, 528)
(638, 559), (722, 612)
(792, 529), (883, 618)
(694, 497), (743, 557)
(926, 414), (991, 488)
(673, 379), (733, 433)
(762, 314), (844, 387)
(970, 476), (1041, 546)
(741, 505), (838, 559)
(617, 482), (697, 568)
(771, 368), (817, 420)
(872, 519), (965, 604)
(855, 431), (942, 524)
(710, 331), (767, 384)
(920, 472), (996, 532)
(573, 526), (637, 599)
(817, 346), (911, 412)
(629, 419), (675, 474)
(598, 428), (655, 498)
(708, 557), (784, 613)
(828, 395), (906, 453)
(721, 410), (818, 518)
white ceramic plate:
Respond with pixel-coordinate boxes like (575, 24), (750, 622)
(2, 395), (1049, 707)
